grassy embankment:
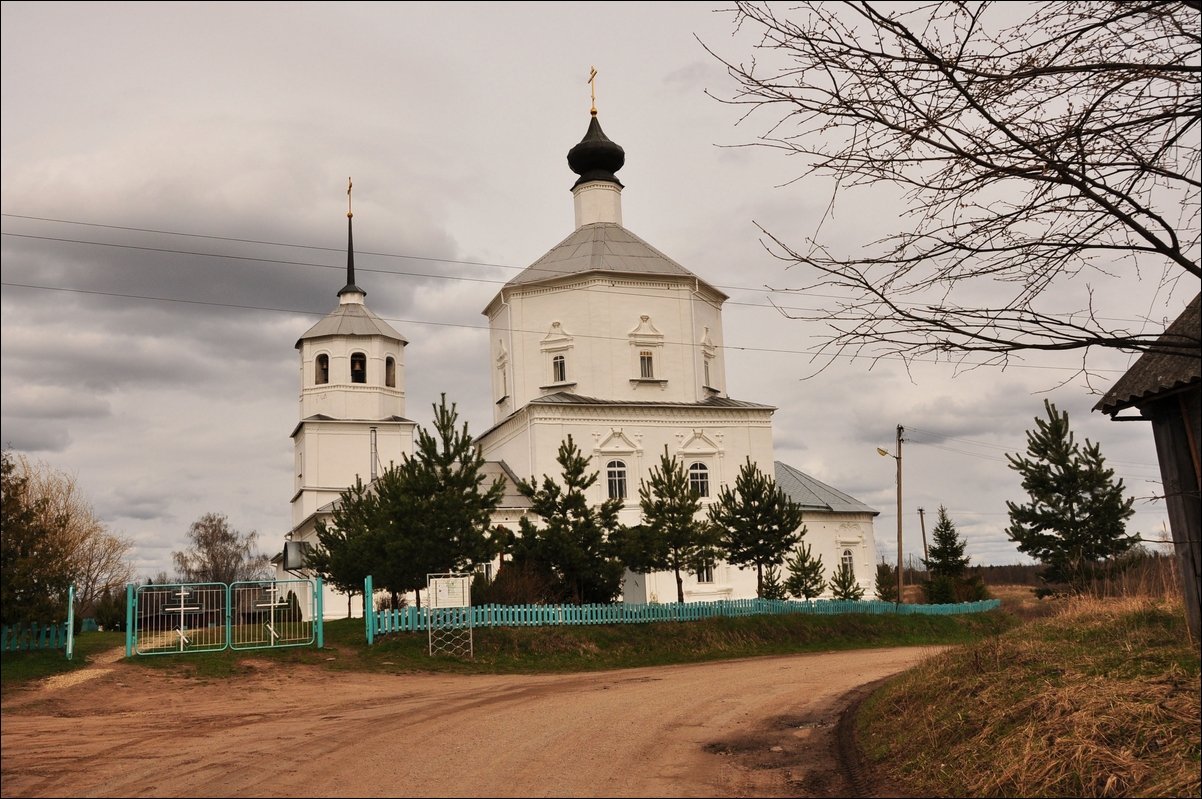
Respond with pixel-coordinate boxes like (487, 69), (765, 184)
(857, 588), (1200, 798)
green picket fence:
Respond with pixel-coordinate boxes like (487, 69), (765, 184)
(1, 621), (71, 652)
(2, 586), (76, 658)
(366, 581), (1000, 642)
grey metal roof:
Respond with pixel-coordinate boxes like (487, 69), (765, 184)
(504, 223), (728, 300)
(295, 301), (407, 348)
(480, 460), (533, 509)
(289, 414), (413, 439)
(528, 391), (774, 410)
(774, 461), (879, 515)
(1094, 293), (1201, 415)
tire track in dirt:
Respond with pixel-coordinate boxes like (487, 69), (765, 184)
(3, 646), (940, 797)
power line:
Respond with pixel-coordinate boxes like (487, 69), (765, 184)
(2, 212), (1179, 326)
(0, 280), (1135, 373)
(906, 425), (1162, 471)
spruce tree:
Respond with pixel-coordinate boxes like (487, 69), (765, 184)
(784, 540), (826, 599)
(922, 505), (969, 603)
(924, 505), (970, 578)
(708, 458), (805, 598)
(1006, 399), (1137, 593)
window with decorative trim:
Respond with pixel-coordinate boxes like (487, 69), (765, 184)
(350, 352), (367, 384)
(628, 315), (665, 384)
(606, 460), (627, 500)
(639, 351), (654, 379)
(841, 549), (855, 579)
(696, 561), (714, 584)
(552, 354), (566, 384)
(688, 462), (710, 497)
(315, 354), (329, 385)
(385, 356), (396, 388)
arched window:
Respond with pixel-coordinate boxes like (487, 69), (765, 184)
(350, 352), (367, 384)
(841, 549), (855, 578)
(688, 463), (709, 497)
(552, 354), (566, 384)
(385, 356), (396, 388)
(315, 354), (329, 385)
(606, 460), (627, 500)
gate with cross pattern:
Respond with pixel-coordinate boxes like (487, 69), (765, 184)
(125, 579), (323, 656)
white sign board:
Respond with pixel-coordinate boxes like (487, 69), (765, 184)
(429, 575), (470, 609)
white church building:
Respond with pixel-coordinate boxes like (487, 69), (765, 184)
(277, 109), (880, 614)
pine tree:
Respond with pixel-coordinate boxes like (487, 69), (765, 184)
(310, 477), (377, 604)
(618, 452), (719, 603)
(1006, 399), (1137, 593)
(784, 540), (826, 599)
(398, 394), (505, 575)
(515, 436), (626, 604)
(760, 564), (787, 600)
(829, 564), (865, 601)
(874, 560), (898, 602)
(311, 395), (505, 609)
(708, 458), (805, 598)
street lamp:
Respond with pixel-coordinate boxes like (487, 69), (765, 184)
(878, 425), (904, 604)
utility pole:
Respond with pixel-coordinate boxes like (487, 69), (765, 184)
(877, 424), (904, 605)
(918, 506), (929, 566)
(895, 424), (903, 604)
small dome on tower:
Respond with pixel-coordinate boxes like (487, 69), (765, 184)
(567, 114), (625, 189)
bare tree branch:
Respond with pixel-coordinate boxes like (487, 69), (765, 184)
(702, 1), (1200, 373)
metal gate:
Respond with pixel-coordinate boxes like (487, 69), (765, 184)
(125, 578), (323, 656)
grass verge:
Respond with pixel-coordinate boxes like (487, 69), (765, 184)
(1, 631), (125, 695)
(2, 607), (1012, 684)
(856, 594), (1201, 798)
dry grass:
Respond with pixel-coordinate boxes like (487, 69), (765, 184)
(857, 593), (1200, 798)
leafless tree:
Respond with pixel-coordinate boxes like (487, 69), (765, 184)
(704, 1), (1200, 373)
(10, 452), (135, 615)
(173, 512), (270, 585)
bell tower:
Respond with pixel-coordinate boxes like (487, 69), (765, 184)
(289, 181), (415, 534)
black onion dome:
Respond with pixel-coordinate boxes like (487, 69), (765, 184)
(567, 114), (625, 188)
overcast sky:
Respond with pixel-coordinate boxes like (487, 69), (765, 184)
(2, 2), (1190, 581)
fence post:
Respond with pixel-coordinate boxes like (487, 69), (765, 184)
(125, 584), (134, 658)
(315, 576), (324, 649)
(364, 575), (374, 646)
(65, 585), (75, 660)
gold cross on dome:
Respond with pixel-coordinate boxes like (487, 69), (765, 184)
(346, 177), (353, 218)
(588, 66), (598, 115)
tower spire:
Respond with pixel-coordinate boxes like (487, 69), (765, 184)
(338, 177), (364, 299)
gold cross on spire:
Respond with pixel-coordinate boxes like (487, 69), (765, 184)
(588, 66), (598, 115)
(346, 177), (353, 218)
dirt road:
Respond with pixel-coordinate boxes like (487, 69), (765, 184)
(1, 647), (936, 797)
